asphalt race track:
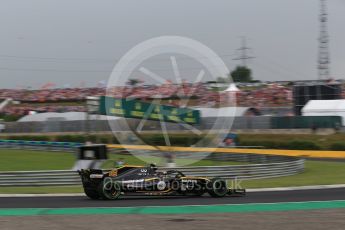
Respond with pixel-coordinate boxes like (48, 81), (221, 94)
(1, 188), (345, 208)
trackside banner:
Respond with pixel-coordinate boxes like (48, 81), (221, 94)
(99, 96), (200, 125)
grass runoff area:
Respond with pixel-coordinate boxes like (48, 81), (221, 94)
(0, 149), (75, 171)
(238, 133), (345, 150)
(0, 149), (245, 171)
(1, 149), (345, 193)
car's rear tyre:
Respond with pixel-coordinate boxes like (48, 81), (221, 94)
(84, 188), (100, 200)
(98, 177), (121, 200)
(207, 178), (228, 198)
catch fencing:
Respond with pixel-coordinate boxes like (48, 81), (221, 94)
(1, 115), (341, 133)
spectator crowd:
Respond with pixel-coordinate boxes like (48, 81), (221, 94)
(0, 88), (105, 102)
(0, 82), (305, 118)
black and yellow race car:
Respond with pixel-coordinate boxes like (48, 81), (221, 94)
(79, 164), (245, 200)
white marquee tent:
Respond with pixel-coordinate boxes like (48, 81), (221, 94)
(223, 83), (240, 92)
(302, 100), (345, 125)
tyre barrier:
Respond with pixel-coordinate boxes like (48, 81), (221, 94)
(0, 159), (304, 187)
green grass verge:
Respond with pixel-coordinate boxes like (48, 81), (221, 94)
(0, 149), (76, 171)
(238, 133), (345, 150)
(242, 160), (345, 188)
(102, 153), (247, 168)
(0, 149), (246, 172)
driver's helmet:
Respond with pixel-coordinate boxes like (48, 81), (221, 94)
(149, 163), (158, 171)
(175, 172), (182, 178)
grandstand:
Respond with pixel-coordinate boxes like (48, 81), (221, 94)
(1, 81), (345, 121)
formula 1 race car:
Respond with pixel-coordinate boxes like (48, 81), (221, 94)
(79, 164), (246, 200)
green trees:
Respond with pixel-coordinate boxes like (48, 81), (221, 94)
(216, 66), (254, 83)
(230, 66), (253, 83)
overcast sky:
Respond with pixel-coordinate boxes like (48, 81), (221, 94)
(0, 0), (344, 89)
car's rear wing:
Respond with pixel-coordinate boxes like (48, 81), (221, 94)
(78, 169), (104, 180)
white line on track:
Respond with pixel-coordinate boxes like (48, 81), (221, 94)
(248, 184), (345, 192)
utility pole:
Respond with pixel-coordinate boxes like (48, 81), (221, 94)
(233, 36), (255, 67)
(318, 0), (330, 80)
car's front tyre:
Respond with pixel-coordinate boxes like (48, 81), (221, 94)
(207, 178), (228, 198)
